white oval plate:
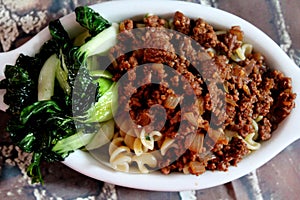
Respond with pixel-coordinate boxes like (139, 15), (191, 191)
(1, 0), (300, 191)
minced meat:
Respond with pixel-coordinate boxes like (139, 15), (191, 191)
(107, 11), (296, 175)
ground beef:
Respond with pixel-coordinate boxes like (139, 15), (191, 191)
(107, 11), (296, 175)
(173, 11), (191, 35)
(143, 14), (166, 27)
(192, 18), (218, 48)
(216, 26), (243, 57)
(258, 118), (272, 140)
(206, 137), (249, 171)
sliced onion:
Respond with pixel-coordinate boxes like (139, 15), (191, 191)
(189, 161), (206, 175)
(188, 133), (204, 153)
(184, 112), (198, 127)
(225, 97), (238, 107)
(251, 119), (259, 140)
(164, 94), (181, 109)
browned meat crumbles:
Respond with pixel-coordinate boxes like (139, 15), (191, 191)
(106, 11), (296, 175)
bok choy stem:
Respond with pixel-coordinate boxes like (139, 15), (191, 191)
(52, 131), (95, 158)
(38, 54), (60, 101)
(75, 23), (119, 62)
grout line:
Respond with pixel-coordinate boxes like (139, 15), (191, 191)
(100, 183), (118, 200)
(264, 0), (300, 67)
(225, 182), (238, 200)
(289, 49), (300, 67)
(267, 0), (292, 53)
(179, 190), (197, 200)
(210, 0), (218, 8)
(247, 171), (264, 200)
(198, 0), (217, 7)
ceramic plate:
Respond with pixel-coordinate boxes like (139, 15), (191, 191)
(1, 0), (300, 191)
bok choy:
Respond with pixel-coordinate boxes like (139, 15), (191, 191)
(0, 6), (119, 184)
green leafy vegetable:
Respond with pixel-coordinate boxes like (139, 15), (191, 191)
(73, 23), (118, 63)
(19, 100), (62, 124)
(52, 131), (94, 157)
(95, 77), (113, 100)
(83, 82), (116, 123)
(47, 19), (74, 96)
(27, 153), (43, 184)
(7, 100), (78, 183)
(48, 20), (71, 53)
(1, 6), (119, 184)
(2, 59), (37, 115)
(75, 6), (111, 37)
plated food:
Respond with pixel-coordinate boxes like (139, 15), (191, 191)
(0, 0), (299, 191)
(86, 10), (295, 176)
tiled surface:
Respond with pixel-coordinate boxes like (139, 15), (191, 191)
(1, 0), (300, 199)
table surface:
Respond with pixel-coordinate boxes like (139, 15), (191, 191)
(1, 0), (300, 199)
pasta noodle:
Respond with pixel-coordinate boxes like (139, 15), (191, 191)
(132, 153), (157, 173)
(109, 136), (123, 155)
(239, 133), (261, 151)
(160, 137), (178, 156)
(123, 133), (135, 149)
(140, 128), (154, 150)
(108, 128), (163, 172)
(140, 129), (163, 150)
(109, 137), (132, 172)
(225, 129), (261, 151)
(231, 43), (253, 62)
(133, 138), (144, 156)
(110, 147), (132, 172)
